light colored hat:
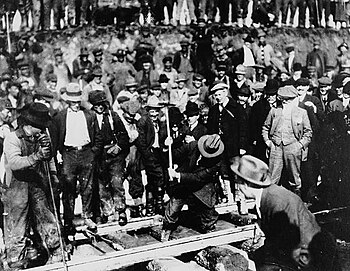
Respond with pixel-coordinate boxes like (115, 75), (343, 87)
(230, 155), (272, 187)
(62, 83), (82, 102)
(198, 134), (224, 158)
(235, 65), (246, 75)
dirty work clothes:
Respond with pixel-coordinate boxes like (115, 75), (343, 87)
(62, 147), (94, 224)
(3, 129), (60, 266)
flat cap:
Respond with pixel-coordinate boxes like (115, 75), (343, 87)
(295, 78), (310, 86)
(278, 85), (298, 99)
(318, 77), (332, 86)
(251, 82), (265, 92)
(209, 81), (229, 95)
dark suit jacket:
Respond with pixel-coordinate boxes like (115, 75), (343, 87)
(230, 47), (256, 69)
(51, 107), (103, 155)
(135, 114), (156, 164)
(248, 98), (272, 161)
(306, 49), (328, 78)
(260, 184), (321, 248)
(207, 98), (240, 159)
(187, 122), (207, 140)
(173, 51), (196, 72)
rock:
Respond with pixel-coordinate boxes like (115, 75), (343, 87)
(195, 246), (249, 271)
(147, 257), (206, 271)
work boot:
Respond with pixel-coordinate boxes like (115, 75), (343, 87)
(84, 218), (97, 232)
(155, 195), (164, 215)
(146, 191), (155, 216)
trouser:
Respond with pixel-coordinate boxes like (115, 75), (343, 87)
(67, 0), (77, 26)
(32, 0), (41, 31)
(80, 0), (98, 24)
(176, 0), (196, 21)
(49, 0), (65, 29)
(163, 195), (219, 233)
(98, 152), (127, 218)
(318, 0), (331, 24)
(125, 146), (144, 200)
(306, 0), (317, 26)
(62, 147), (95, 226)
(151, 0), (174, 22)
(275, 0), (290, 24)
(194, 0), (208, 20)
(290, 0), (306, 26)
(3, 180), (60, 266)
(269, 141), (302, 190)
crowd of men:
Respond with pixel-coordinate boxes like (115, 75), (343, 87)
(2, 0), (350, 29)
(0, 23), (348, 270)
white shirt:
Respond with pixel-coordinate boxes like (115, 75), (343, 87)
(64, 109), (91, 147)
(243, 45), (255, 67)
(152, 122), (160, 148)
(255, 188), (264, 219)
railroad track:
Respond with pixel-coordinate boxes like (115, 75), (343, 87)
(27, 201), (259, 271)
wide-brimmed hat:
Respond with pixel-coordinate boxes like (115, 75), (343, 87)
(235, 64), (246, 75)
(230, 155), (272, 187)
(89, 90), (108, 105)
(62, 83), (82, 102)
(159, 74), (170, 83)
(175, 73), (188, 82)
(264, 79), (279, 95)
(184, 102), (200, 117)
(198, 134), (224, 158)
(21, 102), (51, 130)
(125, 77), (138, 87)
(146, 96), (163, 109)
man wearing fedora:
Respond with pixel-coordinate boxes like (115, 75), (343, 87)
(173, 39), (196, 85)
(231, 36), (256, 81)
(51, 83), (103, 235)
(169, 73), (190, 113)
(189, 74), (210, 106)
(113, 77), (139, 110)
(262, 85), (312, 196)
(249, 79), (279, 163)
(135, 55), (159, 89)
(230, 155), (340, 271)
(82, 67), (113, 110)
(184, 102), (207, 141)
(135, 97), (165, 216)
(72, 47), (93, 84)
(3, 102), (63, 268)
(88, 90), (130, 225)
(231, 65), (252, 98)
(306, 41), (328, 79)
(252, 30), (275, 68)
(161, 134), (224, 241)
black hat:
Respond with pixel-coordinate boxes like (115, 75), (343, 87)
(343, 81), (350, 94)
(169, 107), (183, 126)
(137, 84), (149, 94)
(93, 48), (103, 56)
(158, 74), (170, 83)
(33, 87), (55, 102)
(264, 79), (279, 95)
(21, 102), (51, 130)
(184, 102), (200, 117)
(140, 54), (153, 64)
(217, 64), (227, 71)
(296, 78), (310, 87)
(18, 62), (30, 69)
(293, 63), (302, 72)
(89, 90), (108, 105)
(32, 42), (43, 54)
(193, 73), (204, 81)
(243, 35), (254, 43)
(236, 86), (251, 96)
(162, 56), (172, 64)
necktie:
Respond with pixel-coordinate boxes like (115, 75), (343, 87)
(102, 113), (114, 144)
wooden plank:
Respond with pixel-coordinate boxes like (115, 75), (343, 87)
(27, 223), (257, 271)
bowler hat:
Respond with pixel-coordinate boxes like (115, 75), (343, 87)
(230, 155), (272, 187)
(162, 56), (172, 64)
(184, 102), (200, 117)
(198, 134), (224, 158)
(159, 74), (170, 83)
(21, 102), (51, 130)
(80, 47), (89, 56)
(295, 78), (310, 87)
(264, 79), (279, 95)
(193, 73), (204, 81)
(243, 35), (254, 43)
(217, 64), (227, 71)
(62, 83), (82, 102)
(318, 77), (332, 86)
(278, 85), (298, 99)
(209, 81), (229, 95)
(89, 90), (108, 105)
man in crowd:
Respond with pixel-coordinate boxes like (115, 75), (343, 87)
(51, 83), (103, 236)
(262, 85), (312, 196)
(306, 40), (328, 79)
(231, 155), (339, 271)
